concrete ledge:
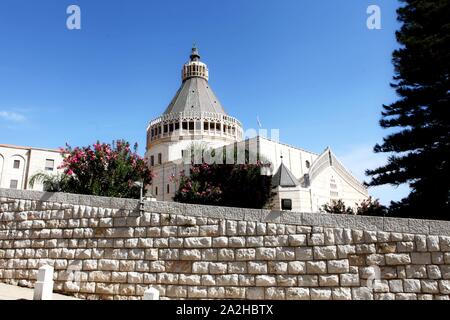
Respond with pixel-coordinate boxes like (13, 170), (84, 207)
(1, 188), (449, 236)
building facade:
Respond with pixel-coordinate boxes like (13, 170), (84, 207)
(0, 144), (63, 191)
(146, 47), (369, 211)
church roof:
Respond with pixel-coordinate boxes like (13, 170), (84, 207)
(272, 162), (299, 188)
(163, 47), (227, 116)
(163, 77), (227, 115)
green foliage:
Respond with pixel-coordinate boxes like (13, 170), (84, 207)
(366, 0), (450, 220)
(29, 140), (152, 199)
(174, 163), (275, 209)
(321, 197), (388, 216)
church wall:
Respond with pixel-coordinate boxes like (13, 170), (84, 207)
(1, 188), (449, 301)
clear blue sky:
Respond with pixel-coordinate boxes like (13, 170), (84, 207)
(0, 0), (409, 204)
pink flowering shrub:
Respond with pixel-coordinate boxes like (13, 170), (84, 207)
(30, 140), (152, 199)
(174, 161), (275, 209)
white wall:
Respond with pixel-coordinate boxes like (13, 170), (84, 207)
(0, 145), (64, 191)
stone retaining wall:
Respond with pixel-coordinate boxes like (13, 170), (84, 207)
(0, 188), (449, 300)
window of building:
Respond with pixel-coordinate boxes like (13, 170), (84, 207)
(182, 122), (188, 130)
(13, 160), (20, 169)
(281, 199), (292, 211)
(189, 122), (194, 131)
(305, 160), (311, 169)
(158, 153), (162, 165)
(10, 180), (18, 189)
(155, 186), (158, 196)
(167, 184), (170, 194)
(175, 122), (180, 130)
(163, 124), (168, 133)
(45, 159), (55, 171)
(150, 155), (154, 167)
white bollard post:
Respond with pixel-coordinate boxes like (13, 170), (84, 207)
(143, 287), (160, 300)
(33, 265), (54, 300)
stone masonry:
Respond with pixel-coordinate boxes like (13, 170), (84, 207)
(0, 188), (450, 300)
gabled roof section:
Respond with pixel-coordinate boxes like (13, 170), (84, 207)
(272, 163), (299, 188)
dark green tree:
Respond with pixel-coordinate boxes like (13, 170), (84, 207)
(366, 0), (450, 220)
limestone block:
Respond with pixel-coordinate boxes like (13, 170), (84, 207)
(427, 236), (440, 252)
(310, 288), (332, 300)
(89, 271), (111, 282)
(228, 262), (247, 273)
(208, 287), (225, 299)
(314, 246), (337, 260)
(366, 254), (385, 266)
(397, 242), (414, 253)
(288, 234), (307, 246)
(127, 272), (143, 284)
(405, 265), (427, 278)
(287, 261), (306, 275)
(319, 275), (339, 287)
(276, 247), (296, 261)
(235, 248), (256, 261)
(201, 275), (216, 286)
(427, 265), (442, 279)
(256, 247), (276, 260)
(420, 281), (439, 294)
(268, 261), (288, 274)
(307, 233), (325, 246)
(119, 261), (135, 272)
(165, 261), (192, 273)
(439, 280), (450, 294)
(238, 275), (254, 286)
(179, 274), (201, 285)
(246, 236), (264, 247)
(389, 280), (404, 293)
(340, 273), (360, 287)
(327, 260), (349, 273)
(111, 272), (127, 283)
(164, 285), (187, 298)
(332, 288), (352, 300)
(211, 237), (228, 248)
(248, 262), (268, 274)
(404, 279), (421, 293)
(192, 262), (209, 274)
(295, 247), (313, 261)
(284, 287), (309, 300)
(306, 261), (327, 274)
(216, 274), (239, 286)
(441, 265), (450, 279)
(264, 235), (288, 247)
(337, 245), (356, 259)
(351, 288), (374, 301)
(395, 293), (417, 300)
(157, 273), (179, 285)
(355, 244), (376, 254)
(209, 262), (228, 274)
(145, 249), (158, 261)
(247, 287), (265, 300)
(265, 287), (285, 300)
(255, 275), (277, 286)
(385, 253), (411, 265)
(432, 252), (444, 264)
(184, 237), (211, 248)
(199, 225), (219, 237)
(188, 286), (208, 298)
(439, 236), (450, 252)
(180, 249), (202, 261)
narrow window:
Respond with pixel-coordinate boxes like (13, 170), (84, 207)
(13, 160), (20, 169)
(167, 184), (170, 194)
(45, 159), (55, 171)
(305, 160), (311, 169)
(281, 199), (293, 211)
(10, 180), (18, 189)
(155, 186), (158, 196)
(150, 155), (155, 167)
(158, 153), (162, 165)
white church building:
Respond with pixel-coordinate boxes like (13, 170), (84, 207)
(0, 47), (369, 212)
(146, 47), (369, 212)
